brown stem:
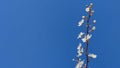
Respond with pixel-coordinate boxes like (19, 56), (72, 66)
(85, 14), (91, 68)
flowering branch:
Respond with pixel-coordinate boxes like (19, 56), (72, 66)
(73, 3), (97, 68)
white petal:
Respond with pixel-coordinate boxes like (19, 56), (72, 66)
(77, 49), (83, 57)
(77, 43), (84, 57)
(81, 48), (84, 53)
(87, 34), (92, 40)
(78, 19), (84, 26)
(76, 60), (84, 68)
(81, 34), (92, 42)
(77, 50), (82, 56)
(92, 26), (96, 31)
(82, 37), (87, 42)
(77, 43), (82, 50)
(77, 52), (82, 57)
(90, 3), (93, 6)
(93, 20), (96, 23)
(88, 53), (97, 58)
(82, 16), (85, 19)
(77, 32), (84, 39)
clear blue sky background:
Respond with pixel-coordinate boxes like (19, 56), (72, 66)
(0, 0), (119, 68)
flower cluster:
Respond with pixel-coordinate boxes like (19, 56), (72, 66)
(73, 3), (97, 68)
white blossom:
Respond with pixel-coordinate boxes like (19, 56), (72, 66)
(78, 19), (84, 26)
(89, 26), (96, 32)
(81, 38), (86, 43)
(77, 43), (84, 57)
(77, 48), (84, 57)
(86, 34), (92, 40)
(85, 7), (90, 12)
(77, 32), (84, 39)
(88, 53), (97, 58)
(76, 60), (84, 68)
(90, 3), (93, 6)
(93, 20), (96, 23)
(82, 16), (85, 19)
(89, 3), (93, 8)
(92, 26), (96, 31)
(82, 34), (92, 42)
(77, 43), (82, 50)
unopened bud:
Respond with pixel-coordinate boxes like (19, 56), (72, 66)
(90, 3), (93, 6)
(93, 20), (96, 23)
(82, 16), (85, 19)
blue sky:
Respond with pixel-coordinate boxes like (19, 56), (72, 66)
(0, 0), (119, 68)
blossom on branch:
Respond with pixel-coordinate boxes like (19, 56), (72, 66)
(85, 7), (90, 12)
(82, 16), (86, 19)
(77, 32), (84, 39)
(78, 19), (84, 26)
(88, 53), (97, 59)
(89, 26), (96, 32)
(85, 3), (93, 13)
(77, 43), (84, 57)
(81, 34), (92, 42)
(93, 20), (96, 23)
(76, 60), (84, 68)
(73, 2), (97, 68)
(92, 26), (96, 31)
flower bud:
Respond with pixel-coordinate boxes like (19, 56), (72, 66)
(92, 26), (96, 31)
(93, 20), (96, 23)
(88, 54), (97, 59)
(82, 16), (85, 19)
